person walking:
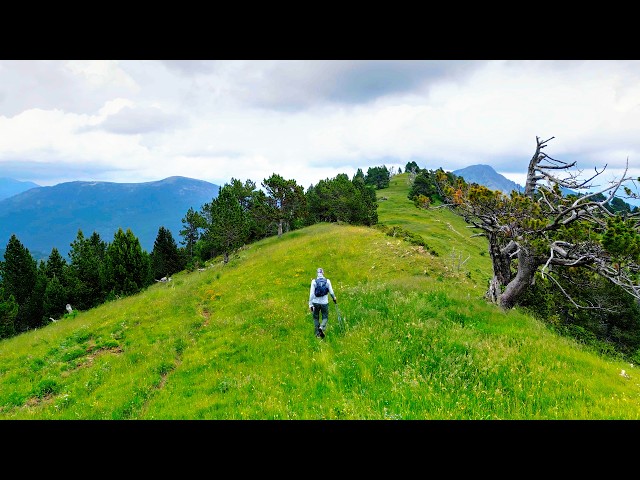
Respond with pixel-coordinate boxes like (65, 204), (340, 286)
(309, 267), (337, 338)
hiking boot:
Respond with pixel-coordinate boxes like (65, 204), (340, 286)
(318, 327), (325, 338)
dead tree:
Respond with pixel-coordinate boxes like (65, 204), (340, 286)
(445, 136), (640, 310)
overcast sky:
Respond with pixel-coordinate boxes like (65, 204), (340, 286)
(1, 60), (639, 201)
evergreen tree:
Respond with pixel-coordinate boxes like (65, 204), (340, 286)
(2, 235), (38, 332)
(141, 250), (154, 287)
(41, 247), (71, 321)
(248, 189), (276, 240)
(405, 161), (420, 174)
(304, 182), (326, 224)
(151, 226), (183, 279)
(364, 165), (391, 189)
(21, 261), (47, 330)
(329, 174), (354, 222)
(179, 207), (205, 266)
(352, 168), (366, 185)
(67, 230), (107, 310)
(104, 228), (151, 297)
(408, 169), (439, 203)
(306, 173), (378, 226)
(45, 247), (67, 281)
(352, 178), (378, 225)
(226, 178), (257, 211)
(202, 185), (250, 263)
(609, 196), (632, 214)
(2, 234), (37, 306)
(262, 173), (306, 237)
(225, 178), (274, 242)
(43, 274), (67, 320)
(0, 287), (18, 339)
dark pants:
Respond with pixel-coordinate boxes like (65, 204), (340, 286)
(312, 303), (329, 334)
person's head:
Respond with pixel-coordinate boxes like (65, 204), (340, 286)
(317, 267), (324, 277)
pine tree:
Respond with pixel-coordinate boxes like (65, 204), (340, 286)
(67, 230), (107, 310)
(43, 247), (71, 316)
(247, 189), (273, 240)
(151, 226), (183, 279)
(2, 234), (37, 305)
(408, 170), (439, 203)
(305, 173), (378, 226)
(225, 178), (273, 242)
(262, 173), (306, 237)
(364, 165), (391, 189)
(21, 261), (47, 330)
(2, 235), (38, 332)
(104, 228), (151, 297)
(45, 247), (67, 281)
(353, 178), (378, 226)
(202, 186), (250, 263)
(43, 275), (67, 320)
(179, 207), (205, 266)
(0, 288), (18, 339)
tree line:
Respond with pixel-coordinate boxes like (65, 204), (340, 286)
(0, 168), (388, 340)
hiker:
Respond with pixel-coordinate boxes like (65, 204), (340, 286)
(309, 267), (337, 338)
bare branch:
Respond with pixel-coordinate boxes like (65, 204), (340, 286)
(543, 269), (621, 312)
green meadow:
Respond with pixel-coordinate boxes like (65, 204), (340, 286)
(0, 173), (639, 419)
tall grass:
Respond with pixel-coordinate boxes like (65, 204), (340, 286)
(0, 173), (639, 419)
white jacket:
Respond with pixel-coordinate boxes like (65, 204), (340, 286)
(309, 274), (336, 307)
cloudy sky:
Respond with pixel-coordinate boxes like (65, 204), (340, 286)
(1, 60), (639, 202)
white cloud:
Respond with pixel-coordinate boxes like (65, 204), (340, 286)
(64, 60), (139, 91)
(98, 98), (135, 117)
(0, 59), (638, 201)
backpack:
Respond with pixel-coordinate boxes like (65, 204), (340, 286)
(314, 277), (329, 297)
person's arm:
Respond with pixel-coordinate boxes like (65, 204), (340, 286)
(328, 279), (337, 303)
(309, 279), (315, 310)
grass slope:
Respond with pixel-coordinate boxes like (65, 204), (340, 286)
(1, 173), (639, 420)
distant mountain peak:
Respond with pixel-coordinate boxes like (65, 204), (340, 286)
(0, 177), (41, 201)
(452, 164), (524, 194)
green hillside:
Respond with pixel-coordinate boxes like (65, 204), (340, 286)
(1, 173), (639, 419)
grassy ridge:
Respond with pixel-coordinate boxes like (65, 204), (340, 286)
(0, 173), (639, 419)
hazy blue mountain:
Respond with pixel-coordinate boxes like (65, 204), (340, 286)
(0, 176), (219, 258)
(452, 164), (524, 194)
(0, 177), (40, 201)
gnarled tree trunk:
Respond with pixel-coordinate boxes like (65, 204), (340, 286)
(485, 234), (516, 303)
(496, 246), (540, 309)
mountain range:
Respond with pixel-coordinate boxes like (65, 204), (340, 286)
(0, 176), (219, 259)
